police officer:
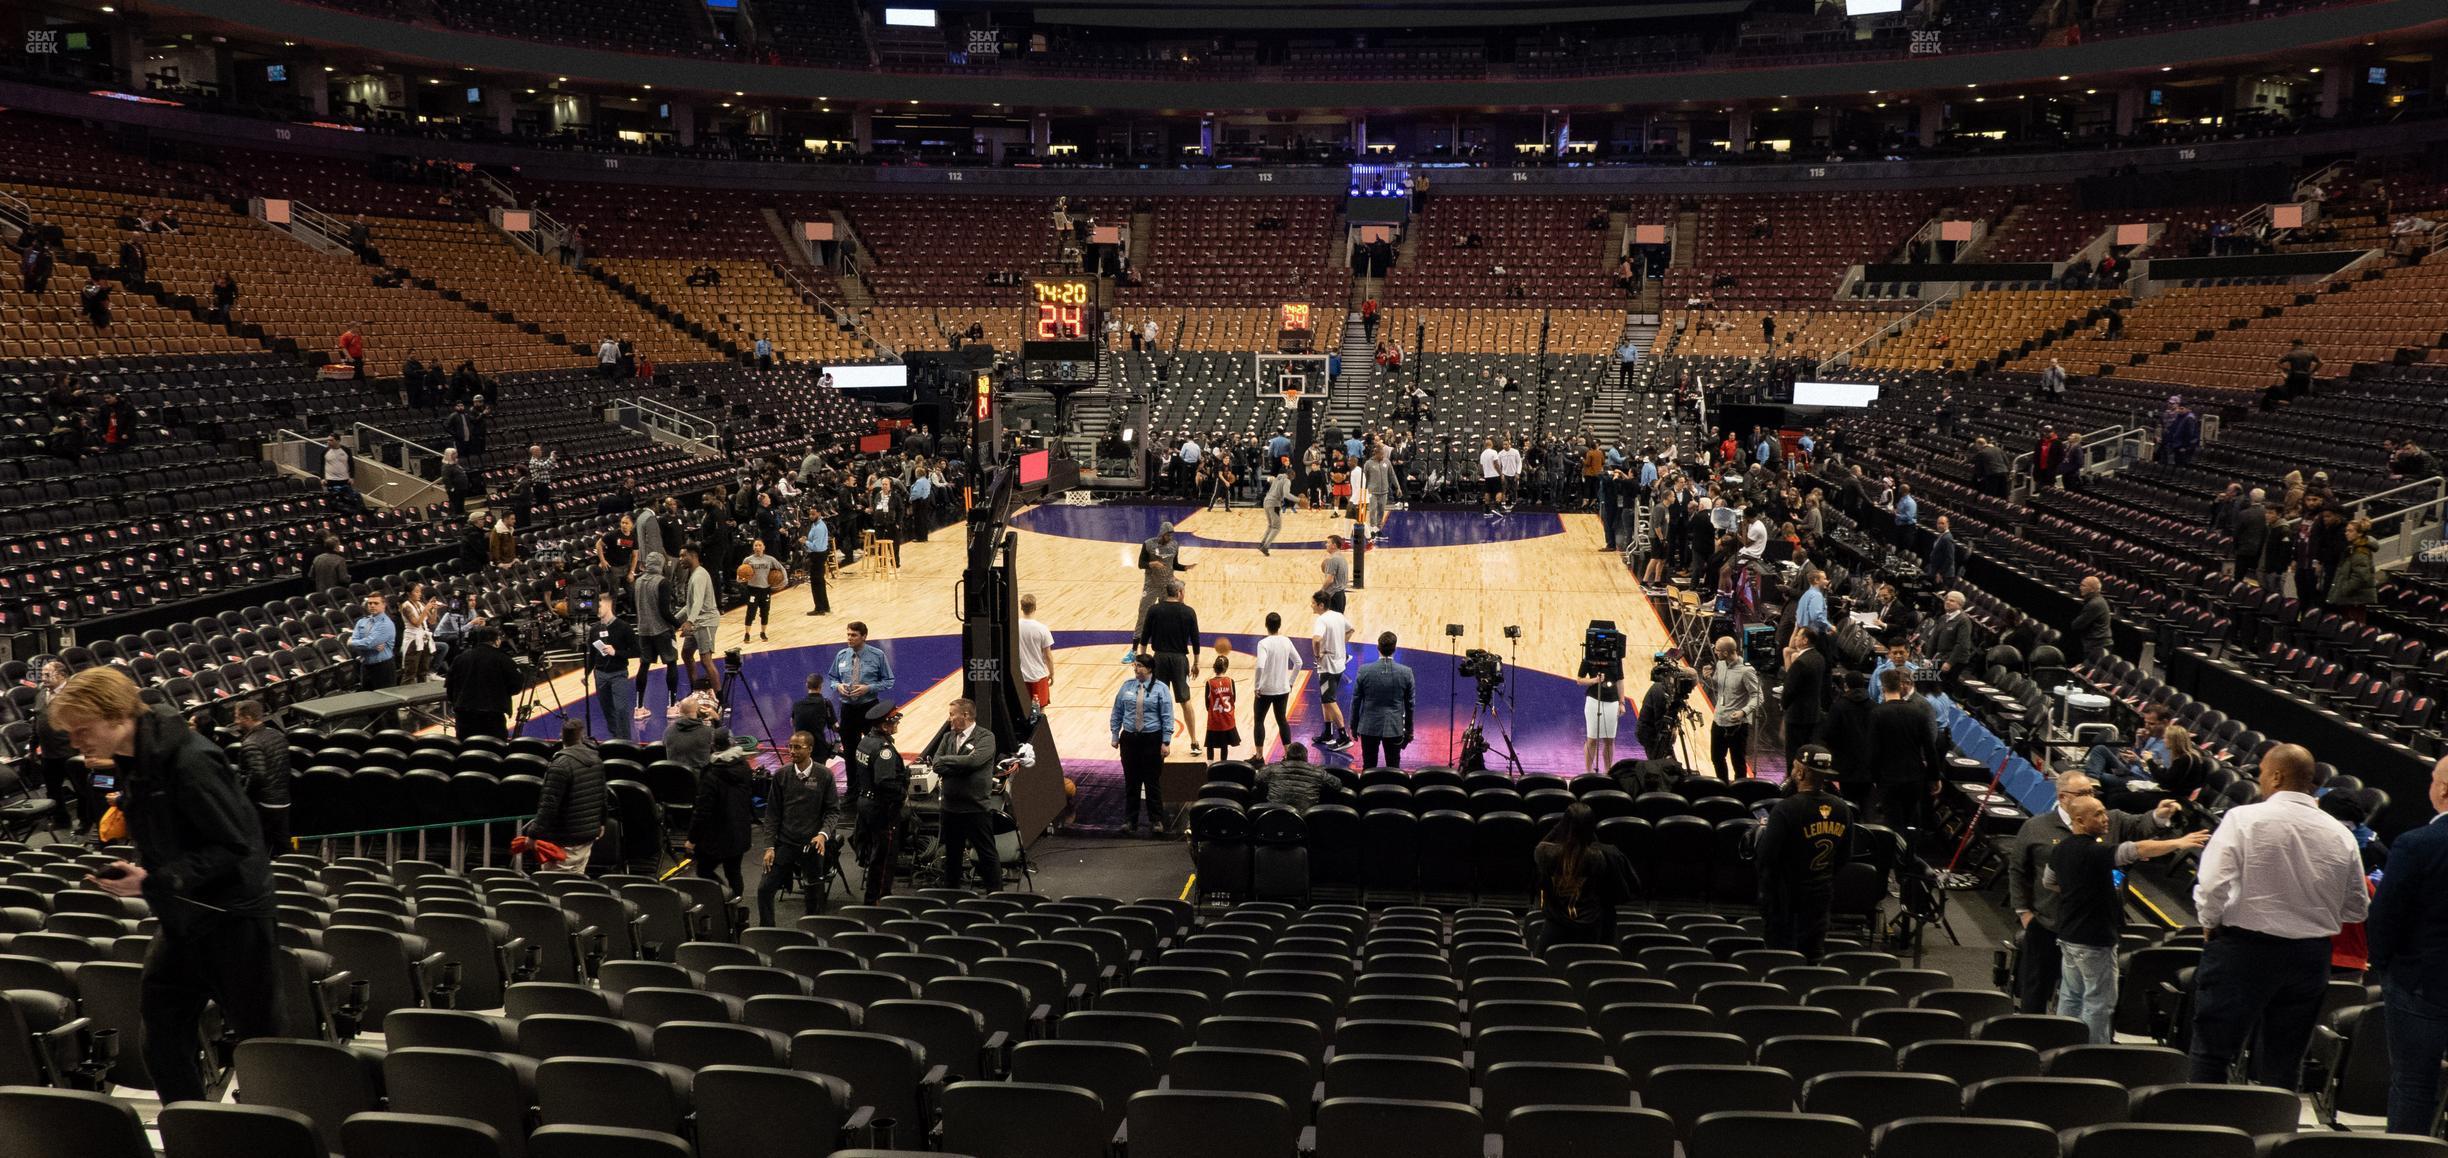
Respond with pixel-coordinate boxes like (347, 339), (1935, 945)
(1755, 744), (1855, 962)
(852, 701), (909, 903)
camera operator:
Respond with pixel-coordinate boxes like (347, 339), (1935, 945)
(792, 673), (838, 765)
(586, 594), (639, 742)
(1637, 651), (1691, 769)
(55, 667), (278, 1106)
(1576, 644), (1625, 776)
(447, 624), (521, 739)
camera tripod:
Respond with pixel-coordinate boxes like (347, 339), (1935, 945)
(721, 648), (781, 749)
(512, 654), (568, 731)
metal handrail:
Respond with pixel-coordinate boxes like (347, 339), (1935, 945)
(2357, 475), (2448, 564)
(301, 813), (532, 842)
(2009, 422), (2139, 503)
(355, 422), (443, 458)
(298, 812), (535, 870)
(1815, 289), (1957, 376)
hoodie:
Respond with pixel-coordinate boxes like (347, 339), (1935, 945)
(633, 552), (673, 637)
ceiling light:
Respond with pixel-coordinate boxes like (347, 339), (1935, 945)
(323, 66), (335, 73)
(2057, 74), (2070, 81)
(2310, 67), (2323, 73)
(98, 4), (113, 11)
(2160, 66), (2173, 72)
(642, 85), (653, 90)
(2085, 88), (2097, 94)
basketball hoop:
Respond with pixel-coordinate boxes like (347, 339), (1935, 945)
(1280, 388), (1304, 407)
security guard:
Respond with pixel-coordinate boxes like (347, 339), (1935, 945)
(852, 701), (909, 903)
(1755, 744), (1856, 962)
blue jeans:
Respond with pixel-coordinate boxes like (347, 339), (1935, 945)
(2056, 941), (2119, 1044)
(2082, 744), (2137, 791)
(2387, 981), (2448, 1136)
(595, 669), (634, 742)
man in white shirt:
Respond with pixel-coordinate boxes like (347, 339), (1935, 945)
(2188, 742), (2370, 1085)
(1480, 437), (1502, 510)
(1015, 594), (1056, 712)
(1311, 591), (1355, 751)
(321, 434), (357, 511)
(597, 335), (620, 379)
(1496, 438), (1524, 508)
(1250, 611), (1301, 761)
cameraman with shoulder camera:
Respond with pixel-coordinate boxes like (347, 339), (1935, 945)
(1638, 651), (1692, 770)
(587, 594), (639, 741)
(447, 623), (522, 739)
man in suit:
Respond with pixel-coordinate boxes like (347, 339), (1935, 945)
(2370, 754), (2448, 1135)
(757, 730), (845, 925)
(1926, 515), (1961, 588)
(929, 697), (1004, 890)
(2070, 575), (2114, 664)
(2007, 772), (2183, 1011)
(1350, 631), (1417, 770)
(1926, 590), (1978, 695)
(1780, 630), (1830, 772)
(1867, 667), (1945, 837)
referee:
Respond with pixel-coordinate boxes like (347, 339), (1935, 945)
(1137, 580), (1201, 745)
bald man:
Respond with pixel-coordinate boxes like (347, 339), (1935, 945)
(2008, 771), (2183, 1012)
(2189, 743), (2369, 1085)
(2050, 794), (2208, 1042)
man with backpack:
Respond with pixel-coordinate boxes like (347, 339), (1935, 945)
(631, 551), (683, 721)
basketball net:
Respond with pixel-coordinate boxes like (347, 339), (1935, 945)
(1280, 388), (1304, 407)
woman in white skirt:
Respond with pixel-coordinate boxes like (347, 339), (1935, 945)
(1576, 652), (1625, 775)
(398, 580), (440, 683)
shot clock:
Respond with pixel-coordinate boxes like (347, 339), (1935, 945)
(1276, 302), (1314, 353)
(1026, 276), (1098, 345)
(1020, 274), (1101, 384)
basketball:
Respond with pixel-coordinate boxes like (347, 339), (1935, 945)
(1214, 638), (1234, 657)
(735, 562), (755, 583)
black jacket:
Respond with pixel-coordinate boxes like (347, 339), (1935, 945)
(2232, 516), (2269, 565)
(688, 758), (756, 861)
(447, 642), (521, 718)
(1815, 690), (1875, 787)
(531, 741), (607, 847)
(1868, 698), (1945, 786)
(930, 724), (1000, 814)
(237, 722), (292, 808)
(1756, 788), (1856, 890)
(118, 711), (275, 936)
(1781, 647), (1829, 736)
(791, 694), (838, 764)
(2070, 594), (2114, 656)
(1927, 611), (1978, 670)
